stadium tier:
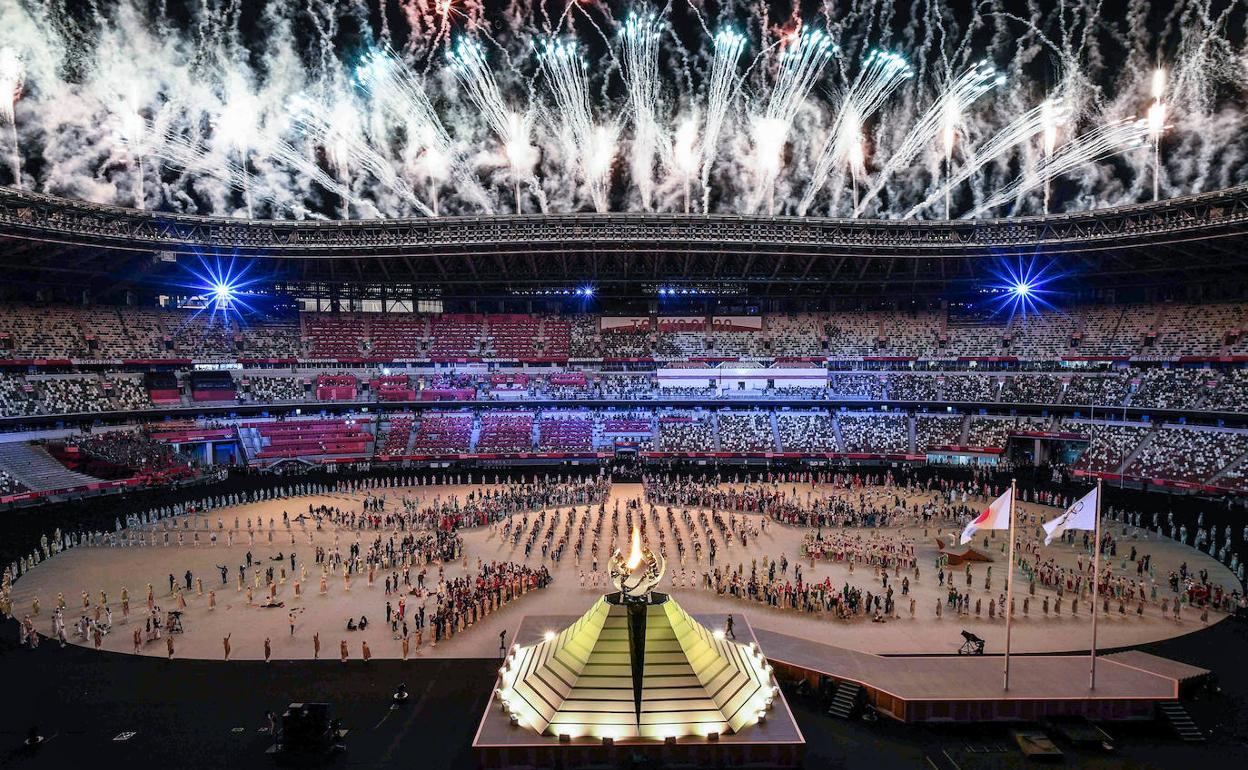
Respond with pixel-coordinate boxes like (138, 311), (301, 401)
(0, 303), (1247, 363)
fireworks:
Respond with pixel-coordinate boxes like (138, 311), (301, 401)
(0, 1), (1240, 221)
(800, 49), (911, 215)
(751, 27), (837, 215)
(969, 118), (1152, 217)
(0, 46), (21, 189)
(448, 38), (537, 212)
(699, 28), (746, 213)
(619, 10), (664, 210)
(855, 60), (1003, 217)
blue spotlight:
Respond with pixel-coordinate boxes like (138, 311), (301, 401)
(987, 258), (1058, 319)
(211, 281), (236, 308)
(179, 256), (257, 321)
(577, 285), (595, 297)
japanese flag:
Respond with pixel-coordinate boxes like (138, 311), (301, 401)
(960, 488), (1013, 544)
(1042, 488), (1099, 545)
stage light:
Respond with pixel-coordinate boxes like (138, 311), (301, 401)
(578, 285), (595, 297)
(211, 281), (236, 307)
(987, 258), (1058, 319)
(180, 256), (257, 322)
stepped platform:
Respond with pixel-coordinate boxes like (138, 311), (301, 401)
(473, 612), (804, 769)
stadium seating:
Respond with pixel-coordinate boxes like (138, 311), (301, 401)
(246, 375), (304, 403)
(965, 416), (1051, 449)
(376, 414), (414, 456)
(306, 315), (366, 358)
(914, 415), (964, 451)
(1069, 421), (1152, 474)
(537, 413), (593, 451)
(370, 317), (426, 357)
(838, 413), (909, 454)
(1125, 426), (1248, 485)
(410, 413), (473, 454)
(776, 412), (839, 452)
(718, 412), (776, 452)
(476, 412), (535, 453)
(1130, 368), (1209, 410)
(249, 419), (373, 460)
(1, 303), (1248, 363)
(657, 413), (713, 451)
(429, 315), (483, 359)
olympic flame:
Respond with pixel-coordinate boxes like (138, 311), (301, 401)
(626, 527), (643, 570)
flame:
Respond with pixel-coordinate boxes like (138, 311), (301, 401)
(625, 527), (643, 570)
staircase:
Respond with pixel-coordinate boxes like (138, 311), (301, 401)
(1117, 427), (1158, 475)
(1208, 447), (1248, 487)
(769, 411), (782, 452)
(827, 680), (862, 719)
(1157, 701), (1205, 742)
(831, 415), (846, 452)
(906, 415), (917, 454)
(0, 441), (102, 492)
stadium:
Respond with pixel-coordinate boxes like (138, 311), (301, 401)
(1, 0), (1248, 768)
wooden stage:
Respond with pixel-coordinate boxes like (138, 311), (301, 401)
(473, 613), (805, 769)
(755, 628), (1209, 723)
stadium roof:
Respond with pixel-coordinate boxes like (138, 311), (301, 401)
(2, 185), (1247, 301)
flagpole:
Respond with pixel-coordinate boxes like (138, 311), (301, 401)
(1090, 478), (1103, 690)
(1004, 478), (1017, 691)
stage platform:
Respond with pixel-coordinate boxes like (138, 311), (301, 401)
(473, 613), (805, 769)
(755, 628), (1210, 723)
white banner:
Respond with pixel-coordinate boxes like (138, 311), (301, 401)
(710, 315), (763, 332)
(600, 316), (651, 333)
(658, 316), (705, 331)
